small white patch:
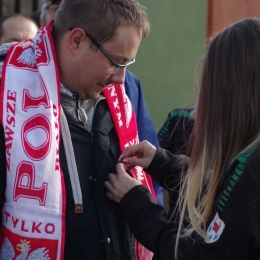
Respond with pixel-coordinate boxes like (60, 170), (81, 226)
(118, 155), (124, 163)
(136, 166), (144, 181)
(26, 127), (48, 148)
(206, 212), (225, 243)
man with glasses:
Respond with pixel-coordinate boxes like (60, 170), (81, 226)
(40, 0), (164, 207)
(0, 0), (156, 259)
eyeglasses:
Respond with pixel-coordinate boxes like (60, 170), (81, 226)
(69, 28), (135, 74)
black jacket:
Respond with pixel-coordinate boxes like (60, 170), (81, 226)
(119, 147), (260, 260)
(157, 106), (194, 156)
(0, 97), (135, 260)
(157, 107), (194, 215)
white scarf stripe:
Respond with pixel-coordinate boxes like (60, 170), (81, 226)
(60, 106), (83, 213)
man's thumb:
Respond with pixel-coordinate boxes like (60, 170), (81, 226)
(116, 163), (128, 175)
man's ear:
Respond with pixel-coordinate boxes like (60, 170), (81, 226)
(68, 28), (88, 53)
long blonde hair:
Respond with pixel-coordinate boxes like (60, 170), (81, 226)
(175, 18), (260, 257)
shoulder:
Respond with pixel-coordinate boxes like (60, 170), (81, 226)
(167, 105), (195, 120)
(0, 42), (15, 59)
(244, 146), (260, 184)
(160, 105), (195, 132)
(158, 106), (195, 149)
(125, 70), (140, 83)
(215, 146), (260, 214)
(0, 42), (16, 76)
(124, 70), (140, 92)
(200, 148), (260, 259)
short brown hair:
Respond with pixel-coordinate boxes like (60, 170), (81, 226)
(53, 0), (150, 44)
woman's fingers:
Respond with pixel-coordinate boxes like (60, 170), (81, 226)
(121, 157), (150, 168)
(119, 141), (157, 168)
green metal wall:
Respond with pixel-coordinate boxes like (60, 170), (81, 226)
(129, 0), (207, 131)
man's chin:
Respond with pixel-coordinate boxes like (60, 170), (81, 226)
(97, 83), (108, 90)
(88, 91), (103, 100)
(82, 85), (107, 99)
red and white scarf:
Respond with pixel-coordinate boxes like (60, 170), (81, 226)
(103, 85), (155, 260)
(0, 22), (155, 260)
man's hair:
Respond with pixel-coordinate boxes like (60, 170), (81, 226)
(0, 14), (38, 39)
(53, 0), (150, 44)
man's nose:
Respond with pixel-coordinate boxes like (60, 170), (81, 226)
(110, 68), (126, 85)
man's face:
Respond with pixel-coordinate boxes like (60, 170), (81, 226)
(70, 25), (142, 100)
(0, 17), (38, 44)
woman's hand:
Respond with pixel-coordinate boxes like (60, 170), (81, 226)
(119, 140), (157, 169)
(105, 163), (142, 203)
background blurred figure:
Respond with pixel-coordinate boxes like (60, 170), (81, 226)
(157, 105), (195, 214)
(30, 12), (41, 28)
(40, 0), (61, 27)
(0, 14), (38, 44)
(158, 106), (195, 156)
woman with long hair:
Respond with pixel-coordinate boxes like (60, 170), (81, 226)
(105, 18), (260, 259)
